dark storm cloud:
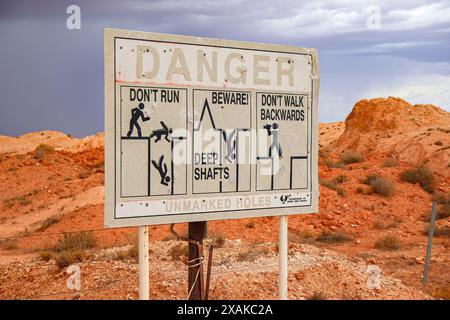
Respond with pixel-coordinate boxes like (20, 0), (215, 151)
(0, 0), (449, 136)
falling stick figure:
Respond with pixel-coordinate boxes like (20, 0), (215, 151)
(127, 103), (150, 137)
(222, 129), (237, 163)
(151, 155), (171, 186)
(150, 121), (173, 143)
(264, 123), (283, 158)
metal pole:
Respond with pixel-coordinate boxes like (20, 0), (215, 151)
(139, 225), (150, 300)
(279, 215), (288, 300)
(188, 221), (207, 300)
(423, 201), (437, 285)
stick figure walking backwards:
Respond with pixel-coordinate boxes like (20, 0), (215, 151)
(127, 103), (150, 137)
(222, 129), (237, 163)
(263, 123), (283, 158)
(151, 155), (171, 186)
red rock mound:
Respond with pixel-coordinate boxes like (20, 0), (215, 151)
(332, 97), (450, 176)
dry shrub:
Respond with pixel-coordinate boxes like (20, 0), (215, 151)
(434, 140), (443, 146)
(78, 169), (91, 179)
(38, 214), (62, 231)
(245, 221), (256, 229)
(432, 226), (450, 238)
(210, 234), (226, 248)
(55, 250), (86, 269)
(316, 231), (353, 244)
(375, 236), (402, 251)
(52, 232), (96, 269)
(34, 144), (54, 160)
(236, 246), (270, 262)
(169, 242), (188, 261)
(382, 157), (399, 168)
(400, 165), (435, 193)
(55, 232), (97, 252)
(363, 175), (394, 197)
(320, 178), (345, 197)
(0, 239), (18, 250)
(324, 159), (345, 169)
(39, 251), (53, 262)
(114, 244), (139, 262)
(341, 150), (363, 164)
(308, 291), (327, 300)
(333, 174), (348, 184)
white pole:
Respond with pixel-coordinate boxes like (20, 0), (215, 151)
(279, 215), (288, 300)
(139, 225), (150, 300)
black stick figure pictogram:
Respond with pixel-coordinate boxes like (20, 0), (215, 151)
(151, 155), (171, 186)
(127, 103), (150, 137)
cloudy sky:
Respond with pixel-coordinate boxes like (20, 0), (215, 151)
(0, 0), (449, 137)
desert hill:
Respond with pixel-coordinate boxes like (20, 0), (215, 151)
(331, 97), (450, 175)
(0, 97), (448, 300)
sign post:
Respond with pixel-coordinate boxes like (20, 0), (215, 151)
(138, 225), (149, 300)
(279, 215), (288, 300)
(104, 28), (319, 300)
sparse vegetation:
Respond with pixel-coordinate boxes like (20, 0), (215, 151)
(308, 291), (327, 300)
(55, 232), (97, 252)
(245, 221), (256, 229)
(34, 144), (54, 160)
(51, 232), (97, 269)
(333, 174), (348, 184)
(316, 231), (353, 244)
(0, 239), (18, 251)
(363, 174), (394, 197)
(113, 244), (139, 262)
(432, 226), (450, 238)
(375, 236), (402, 251)
(39, 251), (53, 262)
(382, 157), (399, 168)
(236, 246), (270, 262)
(400, 165), (435, 193)
(55, 250), (86, 269)
(319, 178), (345, 197)
(210, 233), (226, 248)
(3, 194), (32, 208)
(341, 150), (363, 164)
(324, 159), (345, 169)
(169, 242), (188, 261)
(356, 187), (364, 194)
(434, 140), (443, 146)
(78, 169), (91, 179)
(38, 214), (62, 231)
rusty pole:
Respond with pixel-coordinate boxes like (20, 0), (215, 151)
(188, 221), (207, 300)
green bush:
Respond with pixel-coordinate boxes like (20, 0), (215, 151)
(400, 165), (435, 193)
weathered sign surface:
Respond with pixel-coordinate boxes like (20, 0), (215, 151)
(105, 28), (319, 227)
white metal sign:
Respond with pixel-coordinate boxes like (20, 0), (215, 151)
(104, 28), (319, 227)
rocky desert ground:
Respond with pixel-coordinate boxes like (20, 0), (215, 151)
(0, 97), (448, 300)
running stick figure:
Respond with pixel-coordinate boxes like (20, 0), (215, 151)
(127, 103), (150, 137)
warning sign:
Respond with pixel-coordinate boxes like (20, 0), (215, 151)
(104, 29), (319, 227)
